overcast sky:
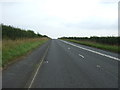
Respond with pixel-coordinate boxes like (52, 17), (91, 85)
(0, 0), (119, 38)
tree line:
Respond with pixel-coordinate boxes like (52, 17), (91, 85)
(2, 24), (48, 40)
(59, 36), (120, 45)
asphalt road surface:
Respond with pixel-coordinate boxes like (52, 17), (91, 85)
(2, 39), (119, 88)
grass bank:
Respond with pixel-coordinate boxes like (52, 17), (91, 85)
(2, 38), (49, 67)
(62, 39), (119, 53)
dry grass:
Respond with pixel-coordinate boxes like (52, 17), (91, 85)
(3, 38), (48, 50)
(2, 37), (49, 67)
(0, 40), (1, 50)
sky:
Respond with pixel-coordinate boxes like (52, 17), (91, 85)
(0, 0), (119, 38)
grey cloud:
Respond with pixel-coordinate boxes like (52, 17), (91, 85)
(1, 0), (118, 38)
(64, 19), (117, 30)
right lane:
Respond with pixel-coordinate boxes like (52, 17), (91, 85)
(32, 39), (118, 88)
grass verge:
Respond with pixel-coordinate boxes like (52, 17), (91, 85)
(62, 39), (119, 53)
(2, 38), (49, 67)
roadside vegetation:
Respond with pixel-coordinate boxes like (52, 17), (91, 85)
(2, 24), (48, 40)
(59, 36), (119, 53)
(2, 24), (50, 68)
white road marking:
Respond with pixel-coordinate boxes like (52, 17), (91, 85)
(28, 46), (49, 89)
(28, 59), (43, 89)
(44, 61), (48, 63)
(79, 54), (84, 58)
(60, 40), (120, 61)
(96, 65), (101, 68)
(68, 47), (70, 49)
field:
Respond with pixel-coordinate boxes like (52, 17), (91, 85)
(62, 39), (119, 53)
(2, 38), (49, 67)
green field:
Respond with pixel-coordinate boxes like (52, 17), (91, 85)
(62, 39), (119, 53)
(2, 38), (49, 67)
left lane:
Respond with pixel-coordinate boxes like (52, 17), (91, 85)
(2, 40), (51, 88)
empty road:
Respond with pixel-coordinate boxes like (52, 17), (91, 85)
(3, 39), (119, 88)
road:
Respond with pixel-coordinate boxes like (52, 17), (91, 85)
(2, 39), (119, 88)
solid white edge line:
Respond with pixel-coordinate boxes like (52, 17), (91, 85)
(28, 58), (43, 89)
(28, 46), (49, 89)
(60, 40), (120, 61)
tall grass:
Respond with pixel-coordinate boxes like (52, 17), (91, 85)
(2, 38), (49, 67)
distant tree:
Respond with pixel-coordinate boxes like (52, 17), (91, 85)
(37, 32), (42, 37)
(2, 24), (48, 40)
(59, 36), (119, 45)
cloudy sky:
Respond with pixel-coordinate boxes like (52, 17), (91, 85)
(0, 0), (119, 38)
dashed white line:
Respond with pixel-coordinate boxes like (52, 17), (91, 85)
(44, 61), (48, 63)
(68, 47), (70, 49)
(46, 61), (48, 63)
(96, 65), (101, 68)
(60, 40), (120, 61)
(79, 54), (84, 58)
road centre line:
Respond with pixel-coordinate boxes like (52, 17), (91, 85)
(60, 40), (120, 61)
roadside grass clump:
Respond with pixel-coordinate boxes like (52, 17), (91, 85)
(2, 38), (49, 67)
(63, 39), (119, 53)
